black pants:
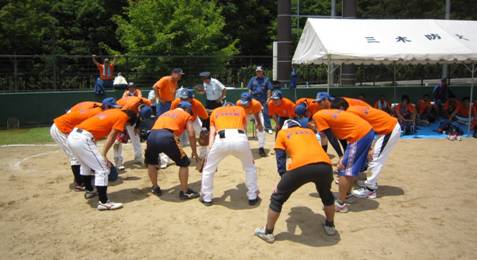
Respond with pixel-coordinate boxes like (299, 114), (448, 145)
(270, 163), (334, 212)
(145, 129), (190, 167)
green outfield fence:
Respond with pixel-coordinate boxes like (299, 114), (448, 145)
(0, 85), (475, 129)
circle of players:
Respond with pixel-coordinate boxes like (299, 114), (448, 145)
(51, 68), (406, 244)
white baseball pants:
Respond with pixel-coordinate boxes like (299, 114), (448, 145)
(113, 124), (143, 166)
(366, 123), (401, 189)
(248, 114), (265, 148)
(50, 123), (79, 165)
(67, 128), (110, 186)
(201, 129), (258, 202)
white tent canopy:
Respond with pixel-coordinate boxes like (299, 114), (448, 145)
(292, 19), (477, 65)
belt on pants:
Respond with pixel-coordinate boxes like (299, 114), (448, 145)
(75, 128), (95, 142)
(217, 129), (245, 139)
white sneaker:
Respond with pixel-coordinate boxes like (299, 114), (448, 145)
(266, 129), (273, 134)
(335, 200), (349, 213)
(118, 165), (126, 171)
(97, 200), (123, 211)
(322, 223), (337, 236)
(255, 227), (275, 243)
(352, 187), (377, 199)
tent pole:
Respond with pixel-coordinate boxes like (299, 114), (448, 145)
(327, 55), (332, 93)
(468, 63), (474, 136)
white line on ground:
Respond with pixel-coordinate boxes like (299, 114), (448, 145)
(12, 150), (58, 170)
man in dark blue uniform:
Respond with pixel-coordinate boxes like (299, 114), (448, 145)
(247, 66), (273, 133)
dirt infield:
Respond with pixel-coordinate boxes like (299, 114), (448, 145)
(0, 137), (476, 259)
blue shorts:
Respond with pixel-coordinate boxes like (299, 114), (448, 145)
(339, 130), (375, 177)
(145, 129), (190, 167)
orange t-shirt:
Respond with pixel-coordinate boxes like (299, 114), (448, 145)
(117, 96), (152, 113)
(275, 127), (331, 170)
(417, 99), (432, 114)
(313, 109), (373, 143)
(122, 89), (142, 98)
(70, 101), (102, 112)
(347, 106), (398, 135)
(456, 104), (471, 117)
(210, 106), (247, 131)
(236, 98), (263, 115)
(54, 107), (102, 135)
(268, 97), (296, 118)
(152, 108), (192, 136)
(395, 103), (416, 113)
(344, 97), (371, 107)
(153, 76), (177, 102)
(77, 109), (129, 140)
(170, 98), (208, 121)
(97, 64), (115, 80)
(296, 97), (321, 116)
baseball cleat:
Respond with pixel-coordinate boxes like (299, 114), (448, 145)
(84, 190), (97, 199)
(97, 200), (123, 211)
(351, 187), (377, 199)
(254, 227), (275, 243)
(179, 189), (200, 200)
(322, 223), (337, 236)
(73, 184), (85, 192)
(151, 186), (162, 197)
(258, 148), (267, 157)
(199, 198), (213, 207)
(248, 196), (261, 206)
(335, 200), (349, 213)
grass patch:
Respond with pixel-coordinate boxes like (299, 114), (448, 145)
(0, 127), (52, 145)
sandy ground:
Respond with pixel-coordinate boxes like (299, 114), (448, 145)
(0, 136), (476, 260)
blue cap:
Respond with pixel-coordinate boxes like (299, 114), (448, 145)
(139, 105), (152, 119)
(102, 97), (121, 108)
(179, 88), (194, 99)
(172, 68), (185, 75)
(178, 101), (192, 110)
(240, 92), (252, 106)
(315, 92), (335, 102)
(295, 103), (307, 116)
(271, 90), (283, 100)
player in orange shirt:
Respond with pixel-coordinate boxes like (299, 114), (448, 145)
(200, 103), (259, 206)
(152, 68), (184, 116)
(267, 90), (295, 133)
(170, 89), (209, 159)
(145, 102), (200, 200)
(343, 97), (371, 108)
(313, 108), (375, 213)
(333, 98), (401, 199)
(50, 98), (120, 191)
(394, 95), (416, 135)
(237, 92), (266, 156)
(295, 97), (321, 117)
(254, 119), (336, 243)
(67, 109), (138, 211)
(122, 82), (142, 98)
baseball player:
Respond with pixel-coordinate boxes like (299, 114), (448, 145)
(122, 82), (142, 98)
(313, 108), (375, 213)
(267, 90), (295, 133)
(67, 108), (138, 210)
(332, 98), (401, 199)
(152, 68), (184, 116)
(295, 97), (322, 118)
(170, 88), (209, 158)
(145, 102), (200, 200)
(254, 119), (336, 243)
(236, 92), (266, 157)
(200, 103), (259, 206)
(50, 98), (119, 191)
(113, 95), (152, 169)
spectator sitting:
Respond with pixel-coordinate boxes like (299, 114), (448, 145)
(113, 72), (128, 90)
(416, 94), (437, 125)
(455, 97), (473, 125)
(394, 95), (417, 135)
(122, 82), (142, 98)
(442, 97), (460, 121)
(373, 95), (392, 114)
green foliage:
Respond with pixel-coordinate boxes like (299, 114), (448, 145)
(0, 127), (52, 145)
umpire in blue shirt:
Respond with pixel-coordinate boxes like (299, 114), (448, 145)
(247, 66), (273, 133)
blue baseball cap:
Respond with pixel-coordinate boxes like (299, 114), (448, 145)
(102, 97), (121, 108)
(315, 92), (335, 102)
(179, 88), (194, 99)
(271, 90), (283, 100)
(295, 103), (307, 116)
(240, 92), (252, 106)
(139, 105), (152, 119)
(178, 101), (192, 110)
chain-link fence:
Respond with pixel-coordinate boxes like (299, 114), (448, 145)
(0, 54), (471, 92)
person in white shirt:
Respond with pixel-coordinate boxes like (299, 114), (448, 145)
(196, 72), (226, 110)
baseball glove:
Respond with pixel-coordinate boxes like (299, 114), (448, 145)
(198, 129), (209, 146)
